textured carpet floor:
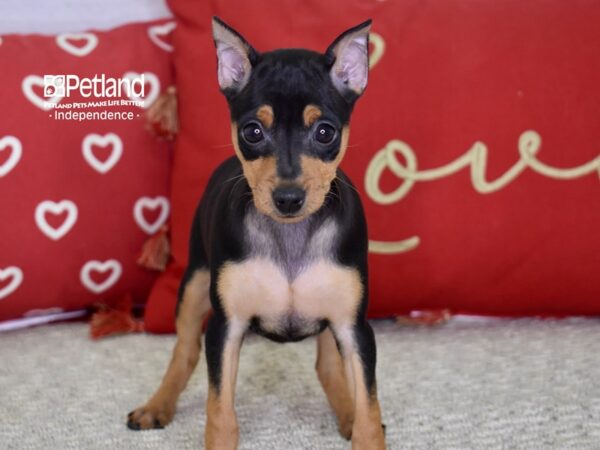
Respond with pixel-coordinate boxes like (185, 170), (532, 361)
(1, 319), (599, 449)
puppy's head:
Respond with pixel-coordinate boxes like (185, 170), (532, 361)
(212, 17), (370, 223)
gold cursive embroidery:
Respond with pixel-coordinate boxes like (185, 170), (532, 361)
(366, 130), (600, 254)
(368, 236), (421, 254)
(368, 32), (385, 69)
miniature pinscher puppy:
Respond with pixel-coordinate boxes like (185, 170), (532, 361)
(127, 17), (385, 449)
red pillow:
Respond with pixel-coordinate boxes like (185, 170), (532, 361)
(145, 1), (600, 333)
(0, 20), (174, 324)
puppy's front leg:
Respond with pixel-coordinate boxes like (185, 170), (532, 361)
(204, 312), (246, 450)
(316, 328), (355, 439)
(128, 269), (211, 430)
(335, 320), (386, 450)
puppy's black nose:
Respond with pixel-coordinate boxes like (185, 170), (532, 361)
(272, 186), (305, 215)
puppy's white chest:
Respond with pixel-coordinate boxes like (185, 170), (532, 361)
(217, 257), (362, 330)
(216, 209), (363, 336)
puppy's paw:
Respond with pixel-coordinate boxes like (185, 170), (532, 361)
(350, 425), (386, 450)
(337, 414), (354, 441)
(126, 402), (174, 431)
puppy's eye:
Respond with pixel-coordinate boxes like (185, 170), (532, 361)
(314, 123), (336, 144)
(242, 122), (264, 144)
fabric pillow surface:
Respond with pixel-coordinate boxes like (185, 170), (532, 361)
(0, 20), (174, 324)
(145, 0), (600, 333)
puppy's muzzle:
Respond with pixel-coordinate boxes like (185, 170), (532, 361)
(272, 185), (305, 215)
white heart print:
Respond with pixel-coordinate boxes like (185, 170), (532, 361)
(80, 260), (122, 294)
(148, 22), (176, 52)
(56, 33), (98, 57)
(22, 75), (62, 111)
(0, 136), (22, 177)
(122, 71), (160, 109)
(133, 196), (170, 235)
(35, 200), (78, 241)
(0, 267), (23, 300)
(82, 133), (123, 174)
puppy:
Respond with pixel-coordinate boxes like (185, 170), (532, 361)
(128, 17), (385, 450)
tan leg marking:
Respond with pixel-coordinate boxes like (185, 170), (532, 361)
(348, 353), (385, 450)
(127, 270), (211, 430)
(316, 328), (355, 439)
(332, 326), (385, 450)
(205, 321), (245, 450)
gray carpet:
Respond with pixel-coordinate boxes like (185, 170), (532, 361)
(1, 318), (599, 449)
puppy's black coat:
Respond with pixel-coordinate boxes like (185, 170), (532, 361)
(128, 17), (385, 449)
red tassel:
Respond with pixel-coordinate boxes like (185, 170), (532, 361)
(145, 86), (178, 141)
(137, 225), (170, 271)
(89, 294), (143, 340)
(396, 309), (452, 326)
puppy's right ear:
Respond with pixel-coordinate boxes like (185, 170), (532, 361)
(212, 17), (257, 95)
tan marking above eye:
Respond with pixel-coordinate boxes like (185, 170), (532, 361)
(256, 104), (274, 128)
(303, 104), (322, 127)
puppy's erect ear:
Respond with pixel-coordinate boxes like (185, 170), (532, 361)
(212, 17), (257, 95)
(325, 20), (372, 100)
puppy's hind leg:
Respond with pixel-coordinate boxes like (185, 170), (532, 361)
(127, 269), (211, 430)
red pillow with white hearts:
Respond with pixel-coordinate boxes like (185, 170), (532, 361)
(0, 20), (175, 324)
(143, 1), (600, 334)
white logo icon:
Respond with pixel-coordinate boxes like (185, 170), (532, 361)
(22, 75), (63, 110)
(43, 75), (66, 97)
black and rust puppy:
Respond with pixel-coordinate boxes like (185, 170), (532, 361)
(128, 17), (385, 450)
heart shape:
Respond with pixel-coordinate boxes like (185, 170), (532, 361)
(35, 200), (78, 241)
(22, 75), (62, 111)
(369, 32), (385, 69)
(0, 267), (23, 300)
(82, 133), (123, 174)
(0, 136), (22, 177)
(122, 71), (160, 109)
(148, 22), (176, 52)
(133, 196), (170, 235)
(80, 260), (122, 294)
(55, 33), (98, 57)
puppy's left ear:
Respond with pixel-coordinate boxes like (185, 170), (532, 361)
(325, 19), (372, 100)
(212, 17), (258, 95)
